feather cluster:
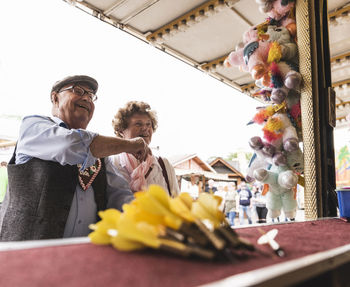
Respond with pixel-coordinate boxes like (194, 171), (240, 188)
(269, 62), (284, 88)
(262, 116), (284, 142)
(253, 105), (276, 124)
(267, 42), (282, 63)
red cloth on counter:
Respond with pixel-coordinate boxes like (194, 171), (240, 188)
(0, 218), (349, 287)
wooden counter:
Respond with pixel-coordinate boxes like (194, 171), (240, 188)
(0, 218), (349, 287)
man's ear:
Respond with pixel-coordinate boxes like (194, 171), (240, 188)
(51, 92), (59, 105)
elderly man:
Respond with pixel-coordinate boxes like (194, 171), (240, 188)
(0, 75), (149, 241)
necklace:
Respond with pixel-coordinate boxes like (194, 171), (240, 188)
(77, 159), (102, 191)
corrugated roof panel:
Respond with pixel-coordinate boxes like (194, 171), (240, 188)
(67, 0), (350, 124)
(125, 0), (208, 32)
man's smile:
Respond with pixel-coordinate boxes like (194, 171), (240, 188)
(76, 103), (91, 113)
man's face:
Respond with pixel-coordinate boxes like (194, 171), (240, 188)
(52, 83), (95, 129)
(121, 113), (153, 144)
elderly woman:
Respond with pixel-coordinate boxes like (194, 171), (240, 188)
(111, 101), (179, 197)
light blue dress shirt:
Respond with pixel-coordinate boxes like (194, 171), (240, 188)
(15, 115), (134, 238)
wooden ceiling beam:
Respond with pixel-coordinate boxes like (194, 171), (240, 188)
(240, 82), (256, 92)
(331, 51), (350, 63)
(336, 115), (347, 122)
(146, 0), (226, 41)
(200, 55), (228, 71)
(336, 100), (350, 108)
(333, 79), (350, 87)
(328, 5), (350, 18)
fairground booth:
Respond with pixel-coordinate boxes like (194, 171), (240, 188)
(0, 1), (349, 286)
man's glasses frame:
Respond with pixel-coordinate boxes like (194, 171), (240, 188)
(59, 85), (98, 102)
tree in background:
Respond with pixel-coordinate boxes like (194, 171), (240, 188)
(226, 152), (253, 162)
(336, 145), (350, 187)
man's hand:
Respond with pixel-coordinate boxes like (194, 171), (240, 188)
(127, 137), (152, 161)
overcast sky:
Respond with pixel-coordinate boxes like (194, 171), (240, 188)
(2, 0), (330, 161)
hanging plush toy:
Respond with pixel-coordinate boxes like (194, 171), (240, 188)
(251, 104), (300, 152)
(245, 102), (301, 185)
(224, 24), (301, 104)
(245, 137), (286, 183)
(254, 25), (300, 103)
(255, 0), (297, 38)
(265, 25), (297, 62)
(225, 42), (300, 86)
(243, 0), (303, 221)
(253, 147), (303, 220)
(224, 24), (263, 72)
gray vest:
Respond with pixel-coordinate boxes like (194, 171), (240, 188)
(0, 156), (107, 241)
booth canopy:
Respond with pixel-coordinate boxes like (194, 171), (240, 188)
(66, 0), (350, 126)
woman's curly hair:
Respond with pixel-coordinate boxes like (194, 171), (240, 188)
(112, 101), (158, 137)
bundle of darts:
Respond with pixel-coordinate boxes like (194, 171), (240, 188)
(89, 185), (255, 261)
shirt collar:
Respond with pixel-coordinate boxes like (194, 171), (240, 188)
(52, 116), (69, 129)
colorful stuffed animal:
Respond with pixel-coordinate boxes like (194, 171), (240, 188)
(245, 103), (301, 185)
(249, 136), (288, 165)
(245, 137), (287, 183)
(254, 25), (300, 103)
(225, 24), (301, 104)
(255, 61), (301, 104)
(243, 0), (302, 221)
(253, 147), (303, 220)
(224, 24), (262, 71)
(255, 0), (297, 38)
(251, 105), (300, 152)
(265, 25), (298, 63)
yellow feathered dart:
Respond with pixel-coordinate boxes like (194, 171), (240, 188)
(89, 202), (189, 255)
(133, 185), (183, 230)
(89, 185), (254, 260)
(191, 193), (225, 228)
(170, 193), (226, 250)
(89, 209), (120, 245)
(89, 185), (214, 258)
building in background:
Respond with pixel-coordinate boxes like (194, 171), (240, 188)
(209, 157), (245, 185)
(169, 154), (225, 194)
(169, 154), (245, 195)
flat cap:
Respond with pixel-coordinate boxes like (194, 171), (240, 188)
(51, 75), (98, 94)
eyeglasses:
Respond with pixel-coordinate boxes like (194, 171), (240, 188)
(59, 85), (98, 102)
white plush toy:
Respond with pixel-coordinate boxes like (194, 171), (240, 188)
(253, 147), (303, 220)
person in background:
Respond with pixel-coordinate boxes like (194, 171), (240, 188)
(111, 101), (179, 197)
(237, 182), (253, 225)
(187, 177), (199, 200)
(0, 75), (149, 241)
(223, 182), (238, 227)
(214, 183), (226, 211)
(0, 162), (8, 208)
(252, 185), (268, 224)
(205, 179), (218, 194)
